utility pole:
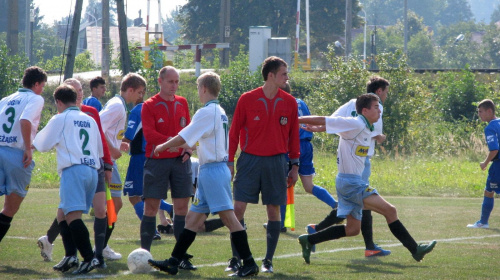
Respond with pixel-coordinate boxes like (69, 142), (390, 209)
(64, 0), (83, 80)
(25, 0), (30, 63)
(116, 0), (131, 75)
(404, 0), (408, 54)
(345, 0), (352, 59)
(102, 0), (110, 79)
(219, 0), (230, 67)
(7, 0), (19, 55)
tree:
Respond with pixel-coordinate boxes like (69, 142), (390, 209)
(491, 4), (500, 23)
(162, 7), (181, 43)
(83, 0), (117, 26)
(439, 0), (474, 26)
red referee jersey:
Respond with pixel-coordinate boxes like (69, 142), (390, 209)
(228, 87), (300, 162)
(81, 105), (113, 166)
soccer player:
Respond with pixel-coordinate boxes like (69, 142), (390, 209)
(37, 78), (113, 268)
(148, 72), (259, 277)
(297, 94), (436, 264)
(33, 84), (103, 274)
(307, 76), (391, 257)
(99, 73), (146, 260)
(0, 66), (46, 244)
(82, 76), (106, 112)
(227, 56), (300, 273)
(467, 99), (500, 229)
(140, 66), (195, 270)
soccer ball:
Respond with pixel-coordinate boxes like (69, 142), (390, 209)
(127, 248), (154, 274)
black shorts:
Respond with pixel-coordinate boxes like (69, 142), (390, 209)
(143, 157), (193, 200)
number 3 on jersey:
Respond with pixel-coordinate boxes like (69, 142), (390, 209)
(2, 107), (15, 134)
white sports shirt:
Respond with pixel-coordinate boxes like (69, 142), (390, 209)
(100, 95), (127, 158)
(0, 88), (44, 150)
(178, 100), (229, 166)
(332, 97), (383, 157)
(325, 116), (372, 176)
(33, 107), (103, 175)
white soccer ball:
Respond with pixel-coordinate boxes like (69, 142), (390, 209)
(127, 248), (154, 274)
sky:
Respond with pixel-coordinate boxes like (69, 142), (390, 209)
(34, 0), (187, 26)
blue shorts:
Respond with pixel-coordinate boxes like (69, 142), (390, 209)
(190, 162), (233, 215)
(361, 156), (371, 184)
(298, 140), (315, 176)
(109, 161), (122, 197)
(124, 153), (146, 197)
(486, 161), (500, 194)
(336, 173), (379, 220)
(59, 164), (97, 215)
(0, 146), (34, 197)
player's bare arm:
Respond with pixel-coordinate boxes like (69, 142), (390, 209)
(480, 150), (499, 170)
(20, 119), (33, 168)
(154, 135), (186, 156)
(373, 134), (386, 144)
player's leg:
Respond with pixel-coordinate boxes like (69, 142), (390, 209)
(467, 175), (496, 229)
(38, 217), (58, 261)
(54, 209), (79, 272)
(92, 191), (107, 267)
(103, 161), (123, 260)
(0, 193), (23, 242)
(157, 210), (174, 234)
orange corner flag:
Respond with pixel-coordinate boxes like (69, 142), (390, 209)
(284, 183), (295, 231)
(105, 183), (117, 228)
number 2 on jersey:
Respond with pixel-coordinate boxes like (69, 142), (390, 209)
(79, 129), (91, 155)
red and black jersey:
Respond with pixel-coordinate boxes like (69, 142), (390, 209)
(81, 105), (112, 166)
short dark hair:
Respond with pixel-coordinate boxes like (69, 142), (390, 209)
(478, 99), (496, 114)
(121, 73), (147, 92)
(262, 56), (287, 81)
(22, 66), (47, 89)
(356, 93), (379, 114)
(366, 76), (390, 94)
(90, 76), (106, 90)
(53, 84), (77, 105)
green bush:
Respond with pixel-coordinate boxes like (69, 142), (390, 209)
(0, 43), (28, 98)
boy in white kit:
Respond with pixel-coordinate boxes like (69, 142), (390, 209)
(148, 72), (259, 277)
(0, 66), (47, 244)
(33, 84), (103, 274)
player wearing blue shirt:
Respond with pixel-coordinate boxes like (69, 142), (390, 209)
(82, 76), (106, 112)
(467, 99), (500, 229)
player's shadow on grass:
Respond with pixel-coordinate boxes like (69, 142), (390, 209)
(0, 265), (50, 277)
(486, 227), (500, 234)
(344, 258), (423, 275)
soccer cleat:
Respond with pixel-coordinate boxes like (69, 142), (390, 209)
(94, 255), (107, 269)
(262, 223), (287, 233)
(102, 245), (122, 260)
(153, 232), (162, 240)
(72, 258), (98, 275)
(412, 240), (437, 262)
(230, 262), (259, 277)
(298, 234), (312, 264)
(148, 258), (179, 275)
(467, 221), (489, 229)
(225, 257), (242, 272)
(53, 255), (79, 272)
(37, 235), (53, 262)
(260, 258), (273, 273)
(306, 224), (316, 253)
(365, 244), (391, 257)
(157, 224), (174, 234)
(179, 253), (197, 270)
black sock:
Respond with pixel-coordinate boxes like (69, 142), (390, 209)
(204, 218), (225, 232)
(59, 220), (77, 256)
(388, 219), (418, 254)
(265, 220), (281, 261)
(308, 224), (347, 245)
(173, 214), (186, 241)
(0, 213), (13, 243)
(69, 219), (94, 262)
(140, 215), (156, 251)
(171, 229), (197, 260)
(230, 219), (244, 259)
(361, 210), (375, 249)
(94, 216), (107, 257)
(47, 217), (60, 244)
(231, 230), (254, 263)
(316, 208), (345, 231)
(104, 222), (114, 248)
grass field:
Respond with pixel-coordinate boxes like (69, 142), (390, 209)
(1, 189), (500, 279)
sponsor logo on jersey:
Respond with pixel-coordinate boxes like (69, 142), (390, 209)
(180, 117), (187, 127)
(117, 129), (125, 140)
(124, 181), (133, 189)
(254, 116), (260, 121)
(280, 116), (288, 125)
(109, 183), (123, 191)
(355, 145), (369, 156)
(490, 182), (498, 189)
(487, 135), (495, 143)
(158, 118), (164, 123)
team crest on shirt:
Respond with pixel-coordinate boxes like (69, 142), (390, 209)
(117, 129), (125, 140)
(280, 116), (288, 125)
(180, 117), (187, 127)
(355, 145), (369, 156)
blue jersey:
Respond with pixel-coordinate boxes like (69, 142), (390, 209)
(297, 98), (313, 141)
(125, 103), (146, 154)
(485, 118), (500, 161)
(83, 96), (103, 112)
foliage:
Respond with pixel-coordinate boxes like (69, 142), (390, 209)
(0, 43), (28, 98)
(162, 7), (181, 43)
(438, 0), (474, 26)
(74, 50), (97, 72)
(83, 0), (117, 26)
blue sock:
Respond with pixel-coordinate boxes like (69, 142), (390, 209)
(312, 185), (338, 209)
(280, 204), (286, 228)
(133, 201), (144, 220)
(160, 200), (173, 213)
(480, 196), (494, 224)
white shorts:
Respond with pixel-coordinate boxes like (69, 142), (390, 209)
(190, 162), (233, 215)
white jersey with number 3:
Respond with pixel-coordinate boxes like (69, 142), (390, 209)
(33, 107), (103, 175)
(325, 116), (372, 176)
(0, 88), (44, 150)
(179, 100), (228, 165)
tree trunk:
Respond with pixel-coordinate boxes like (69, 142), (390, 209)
(64, 0), (83, 80)
(116, 0), (131, 75)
